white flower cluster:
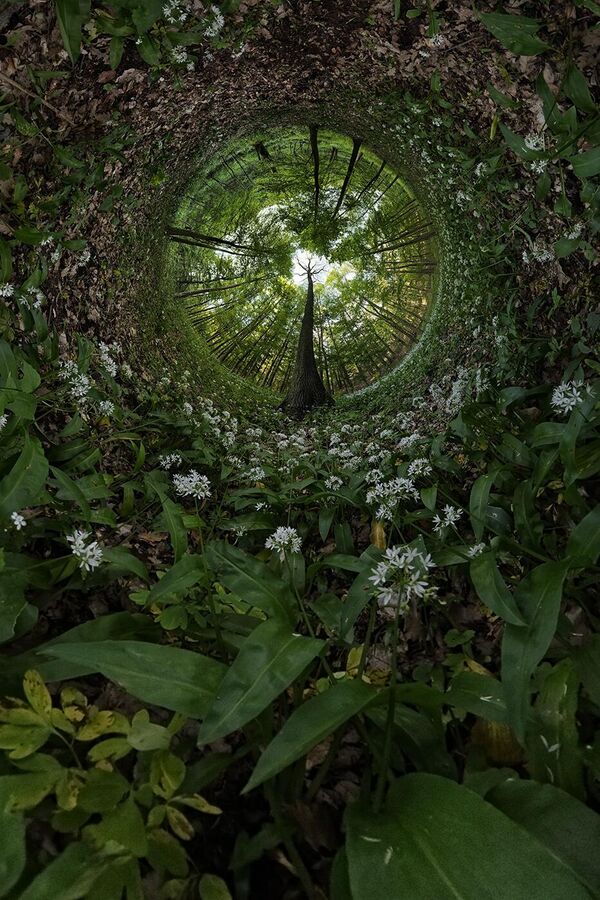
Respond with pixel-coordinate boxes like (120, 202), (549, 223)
(98, 342), (118, 377)
(408, 457), (432, 478)
(325, 474), (343, 491)
(467, 542), (486, 558)
(204, 4), (224, 37)
(173, 470), (211, 500)
(522, 243), (554, 266)
(432, 504), (463, 533)
(0, 283), (15, 299)
(59, 360), (91, 403)
(369, 545), (435, 615)
(162, 0), (189, 24)
(11, 511), (26, 530)
(265, 526), (302, 560)
(159, 452), (183, 470)
(367, 477), (419, 521)
(171, 46), (194, 70)
(551, 380), (588, 415)
(245, 465), (266, 483)
(97, 400), (114, 416)
(67, 529), (103, 572)
(0, 413), (8, 432)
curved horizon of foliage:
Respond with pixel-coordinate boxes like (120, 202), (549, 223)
(0, 1), (599, 898)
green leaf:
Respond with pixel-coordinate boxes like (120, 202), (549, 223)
(569, 148), (600, 178)
(43, 641), (226, 718)
(469, 472), (495, 541)
(487, 82), (518, 109)
(0, 436), (48, 520)
(161, 498), (187, 562)
(136, 34), (161, 66)
(445, 671), (508, 723)
(501, 561), (569, 741)
(55, 0), (91, 64)
(243, 679), (376, 792)
(148, 554), (204, 601)
(147, 828), (188, 877)
(479, 12), (551, 56)
(345, 774), (590, 899)
(572, 635), (600, 706)
(0, 595), (28, 645)
(526, 660), (584, 799)
(566, 505), (600, 567)
(488, 780), (600, 895)
(108, 35), (124, 70)
(49, 466), (91, 517)
(469, 553), (526, 626)
(102, 548), (149, 582)
(564, 65), (597, 114)
(0, 801), (25, 897)
(19, 841), (108, 900)
(198, 620), (324, 745)
(85, 796), (148, 857)
(198, 874), (233, 900)
(205, 540), (296, 623)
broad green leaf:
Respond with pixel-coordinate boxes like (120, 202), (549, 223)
(445, 671), (508, 723)
(469, 553), (526, 626)
(527, 660), (584, 799)
(572, 635), (600, 706)
(205, 540), (296, 623)
(43, 641), (226, 718)
(345, 774), (590, 899)
(487, 81), (518, 109)
(49, 466), (91, 517)
(148, 554), (204, 601)
(469, 472), (495, 540)
(512, 480), (543, 550)
(501, 561), (569, 741)
(0, 595), (28, 645)
(161, 497), (187, 561)
(55, 0), (91, 64)
(85, 796), (148, 857)
(0, 436), (48, 520)
(198, 874), (233, 900)
(564, 65), (596, 112)
(480, 12), (551, 56)
(19, 841), (108, 900)
(367, 700), (456, 779)
(198, 620), (324, 745)
(569, 148), (600, 178)
(488, 780), (600, 895)
(0, 801), (25, 897)
(102, 548), (149, 582)
(243, 679), (376, 792)
(566, 504), (600, 567)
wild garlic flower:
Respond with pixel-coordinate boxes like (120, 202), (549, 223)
(367, 477), (419, 521)
(172, 470), (211, 500)
(98, 342), (118, 377)
(408, 458), (433, 478)
(255, 502), (268, 511)
(325, 475), (343, 491)
(183, 401), (194, 416)
(245, 465), (266, 482)
(159, 452), (183, 470)
(59, 360), (92, 403)
(369, 545), (435, 615)
(0, 283), (15, 299)
(67, 529), (103, 572)
(10, 511), (26, 530)
(265, 526), (302, 560)
(396, 434), (423, 452)
(97, 400), (114, 416)
(551, 380), (587, 415)
(204, 5), (224, 37)
(433, 504), (463, 533)
(0, 413), (8, 432)
(467, 542), (486, 558)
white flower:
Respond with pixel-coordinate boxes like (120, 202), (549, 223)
(0, 413), (8, 432)
(183, 402), (194, 416)
(121, 362), (133, 378)
(173, 470), (211, 500)
(67, 529), (103, 572)
(204, 5), (224, 37)
(367, 477), (419, 521)
(158, 452), (183, 470)
(98, 342), (117, 377)
(11, 511), (26, 530)
(98, 400), (114, 416)
(368, 545), (435, 615)
(408, 458), (432, 478)
(265, 526), (302, 560)
(245, 465), (266, 482)
(433, 504), (463, 533)
(255, 502), (268, 511)
(467, 542), (486, 558)
(0, 283), (15, 298)
(524, 133), (544, 151)
(325, 475), (343, 491)
(551, 380), (587, 415)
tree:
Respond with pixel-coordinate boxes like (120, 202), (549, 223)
(280, 260), (333, 418)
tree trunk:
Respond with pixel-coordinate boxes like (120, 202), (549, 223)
(280, 271), (333, 418)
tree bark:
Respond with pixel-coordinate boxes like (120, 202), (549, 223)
(280, 270), (333, 418)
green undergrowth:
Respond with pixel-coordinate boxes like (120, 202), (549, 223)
(0, 2), (599, 898)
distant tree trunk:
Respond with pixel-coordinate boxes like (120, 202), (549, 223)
(280, 270), (333, 418)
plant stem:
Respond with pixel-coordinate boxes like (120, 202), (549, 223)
(373, 605), (400, 813)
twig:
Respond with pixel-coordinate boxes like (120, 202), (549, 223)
(0, 71), (77, 127)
